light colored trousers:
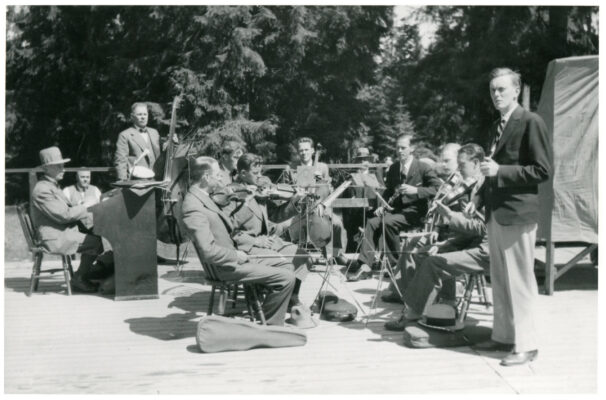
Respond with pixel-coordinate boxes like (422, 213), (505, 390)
(487, 216), (539, 353)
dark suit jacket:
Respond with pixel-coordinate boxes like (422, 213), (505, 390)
(480, 105), (552, 225)
(383, 158), (441, 223)
(181, 186), (241, 269)
(223, 195), (289, 252)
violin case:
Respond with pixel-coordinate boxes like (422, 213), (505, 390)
(196, 315), (307, 353)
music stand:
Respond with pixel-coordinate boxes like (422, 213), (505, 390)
(361, 185), (406, 326)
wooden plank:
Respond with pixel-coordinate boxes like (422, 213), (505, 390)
(3, 257), (597, 394)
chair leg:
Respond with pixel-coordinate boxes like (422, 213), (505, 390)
(479, 274), (491, 308)
(217, 287), (227, 315)
(457, 275), (476, 325)
(28, 253), (43, 296)
(243, 286), (256, 322)
(232, 284), (238, 309)
(208, 285), (216, 316)
(62, 256), (72, 296)
(67, 257), (75, 278)
(249, 285), (267, 325)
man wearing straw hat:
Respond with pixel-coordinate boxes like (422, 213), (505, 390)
(31, 146), (113, 293)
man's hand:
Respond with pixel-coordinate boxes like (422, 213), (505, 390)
(427, 245), (439, 256)
(235, 250), (248, 264)
(480, 157), (499, 177)
(374, 206), (385, 217)
(398, 183), (418, 196)
(463, 202), (476, 219)
(255, 236), (275, 248)
(434, 201), (453, 223)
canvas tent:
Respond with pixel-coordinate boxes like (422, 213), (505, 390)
(536, 55), (598, 294)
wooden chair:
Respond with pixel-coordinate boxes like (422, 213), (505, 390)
(192, 247), (266, 324)
(456, 271), (491, 325)
(16, 203), (75, 296)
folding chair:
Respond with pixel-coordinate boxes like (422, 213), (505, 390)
(16, 203), (75, 296)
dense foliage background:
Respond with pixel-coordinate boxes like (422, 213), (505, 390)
(5, 5), (598, 202)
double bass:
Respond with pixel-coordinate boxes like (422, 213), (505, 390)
(155, 95), (190, 261)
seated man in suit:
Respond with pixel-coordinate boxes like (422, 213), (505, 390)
(223, 153), (312, 309)
(435, 143), (461, 182)
(180, 156), (296, 326)
(31, 147), (113, 293)
(383, 143), (489, 330)
(348, 134), (442, 281)
(286, 137), (348, 265)
(114, 102), (175, 181)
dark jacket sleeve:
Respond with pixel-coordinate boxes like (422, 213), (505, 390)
(415, 163), (441, 200)
(383, 163), (399, 201)
(497, 113), (551, 187)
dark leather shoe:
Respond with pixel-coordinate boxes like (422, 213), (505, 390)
(381, 291), (403, 304)
(288, 295), (303, 312)
(384, 316), (407, 331)
(472, 340), (514, 352)
(346, 264), (372, 282)
(71, 276), (99, 293)
(334, 254), (350, 267)
(371, 261), (382, 271)
(384, 308), (420, 331)
(500, 350), (538, 366)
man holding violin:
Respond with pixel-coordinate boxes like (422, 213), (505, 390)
(348, 134), (441, 281)
(180, 156), (295, 326)
(222, 153), (312, 309)
(383, 143), (489, 330)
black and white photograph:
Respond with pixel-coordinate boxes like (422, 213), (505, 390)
(2, 1), (601, 395)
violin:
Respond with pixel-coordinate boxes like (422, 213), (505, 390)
(209, 183), (255, 207)
(255, 176), (300, 201)
(425, 175), (479, 231)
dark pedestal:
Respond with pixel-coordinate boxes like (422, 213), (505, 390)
(90, 186), (159, 300)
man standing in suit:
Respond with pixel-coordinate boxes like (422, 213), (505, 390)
(114, 102), (164, 181)
(31, 147), (113, 293)
(471, 68), (551, 366)
(180, 156), (295, 326)
(348, 134), (441, 281)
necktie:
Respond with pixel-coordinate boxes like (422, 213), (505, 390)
(490, 118), (506, 156)
(400, 165), (407, 182)
(139, 128), (150, 145)
(497, 118), (506, 137)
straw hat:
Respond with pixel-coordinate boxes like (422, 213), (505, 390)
(418, 303), (465, 332)
(38, 146), (71, 167)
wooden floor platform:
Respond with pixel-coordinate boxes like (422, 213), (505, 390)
(3, 256), (598, 394)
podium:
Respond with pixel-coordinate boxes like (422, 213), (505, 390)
(90, 181), (164, 300)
